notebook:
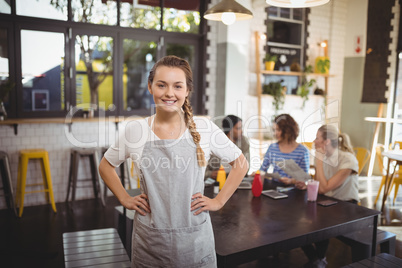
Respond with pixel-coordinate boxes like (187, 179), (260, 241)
(275, 159), (311, 182)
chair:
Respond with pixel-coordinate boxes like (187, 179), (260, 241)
(301, 142), (313, 150)
(66, 148), (103, 205)
(353, 147), (370, 175)
(373, 145), (402, 205)
(16, 149), (57, 217)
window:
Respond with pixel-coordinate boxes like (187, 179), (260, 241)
(1, 0), (207, 118)
(121, 0), (162, 30)
(265, 6), (305, 94)
(16, 0), (68, 20)
(163, 1), (201, 33)
(0, 1), (11, 14)
(0, 27), (11, 116)
(266, 7), (305, 71)
(122, 38), (157, 112)
(72, 0), (117, 25)
(21, 30), (65, 112)
(74, 35), (114, 112)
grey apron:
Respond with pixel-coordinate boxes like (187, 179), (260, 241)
(131, 127), (217, 268)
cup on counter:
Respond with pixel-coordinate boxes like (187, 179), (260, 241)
(307, 179), (319, 202)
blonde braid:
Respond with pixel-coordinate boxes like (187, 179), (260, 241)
(182, 98), (206, 167)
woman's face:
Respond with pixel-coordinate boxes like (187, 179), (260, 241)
(314, 130), (327, 150)
(148, 66), (189, 114)
(274, 124), (282, 141)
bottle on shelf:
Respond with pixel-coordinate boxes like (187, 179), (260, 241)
(216, 165), (226, 190)
(252, 170), (263, 197)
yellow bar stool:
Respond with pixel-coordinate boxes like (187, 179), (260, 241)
(16, 149), (57, 217)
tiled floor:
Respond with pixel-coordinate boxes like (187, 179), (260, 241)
(0, 176), (401, 268)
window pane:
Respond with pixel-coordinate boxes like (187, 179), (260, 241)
(0, 27), (10, 116)
(0, 0), (11, 14)
(166, 43), (195, 69)
(163, 5), (200, 33)
(123, 39), (157, 111)
(293, 8), (303, 20)
(75, 35), (113, 111)
(21, 30), (65, 112)
(72, 0), (117, 25)
(16, 0), (67, 20)
(267, 21), (302, 45)
(121, 0), (161, 30)
(268, 6), (278, 18)
(280, 8), (290, 19)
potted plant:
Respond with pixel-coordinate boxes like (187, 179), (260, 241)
(297, 65), (316, 108)
(0, 80), (14, 120)
(262, 80), (285, 112)
(264, 53), (278, 71)
(315, 57), (330, 74)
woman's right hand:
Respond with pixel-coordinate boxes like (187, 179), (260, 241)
(295, 181), (307, 190)
(121, 193), (151, 216)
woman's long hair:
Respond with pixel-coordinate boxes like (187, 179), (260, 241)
(148, 55), (206, 166)
(318, 125), (354, 154)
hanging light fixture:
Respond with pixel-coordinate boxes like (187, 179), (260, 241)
(204, 0), (253, 26)
(266, 0), (330, 8)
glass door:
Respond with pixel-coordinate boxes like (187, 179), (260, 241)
(72, 29), (116, 116)
(119, 35), (159, 115)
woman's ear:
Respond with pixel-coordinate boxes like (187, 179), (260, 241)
(148, 82), (153, 95)
(324, 139), (331, 146)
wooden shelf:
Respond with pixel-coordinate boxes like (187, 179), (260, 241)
(261, 70), (334, 77)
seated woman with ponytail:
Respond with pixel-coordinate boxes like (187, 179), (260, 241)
(295, 124), (359, 268)
(99, 55), (248, 268)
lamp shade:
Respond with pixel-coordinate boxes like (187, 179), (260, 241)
(266, 0), (330, 8)
(204, 0), (253, 21)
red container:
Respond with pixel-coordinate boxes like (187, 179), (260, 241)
(252, 170), (263, 197)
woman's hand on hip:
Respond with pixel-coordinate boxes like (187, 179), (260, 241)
(121, 193), (151, 216)
(191, 193), (223, 215)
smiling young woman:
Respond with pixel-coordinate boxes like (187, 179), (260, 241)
(99, 55), (249, 268)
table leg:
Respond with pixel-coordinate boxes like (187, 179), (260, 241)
(371, 215), (378, 256)
(381, 160), (393, 212)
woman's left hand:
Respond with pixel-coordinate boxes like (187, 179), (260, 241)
(191, 193), (223, 215)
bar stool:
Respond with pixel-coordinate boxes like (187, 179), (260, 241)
(100, 147), (133, 201)
(66, 148), (103, 205)
(16, 149), (57, 217)
(0, 151), (17, 216)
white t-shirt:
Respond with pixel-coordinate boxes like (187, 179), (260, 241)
(323, 150), (359, 202)
(104, 116), (242, 172)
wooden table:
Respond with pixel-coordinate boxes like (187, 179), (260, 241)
(381, 150), (402, 213)
(209, 180), (380, 267)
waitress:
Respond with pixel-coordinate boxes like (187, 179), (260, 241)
(99, 56), (248, 267)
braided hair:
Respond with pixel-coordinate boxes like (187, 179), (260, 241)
(148, 55), (206, 167)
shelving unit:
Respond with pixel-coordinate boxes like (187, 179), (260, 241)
(254, 31), (332, 157)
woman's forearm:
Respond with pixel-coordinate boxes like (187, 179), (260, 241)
(215, 154), (248, 206)
(99, 157), (131, 204)
(314, 159), (329, 193)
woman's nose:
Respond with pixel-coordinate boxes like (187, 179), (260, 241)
(165, 86), (174, 97)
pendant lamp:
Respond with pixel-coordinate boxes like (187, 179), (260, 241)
(266, 0), (330, 8)
(204, 0), (253, 25)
